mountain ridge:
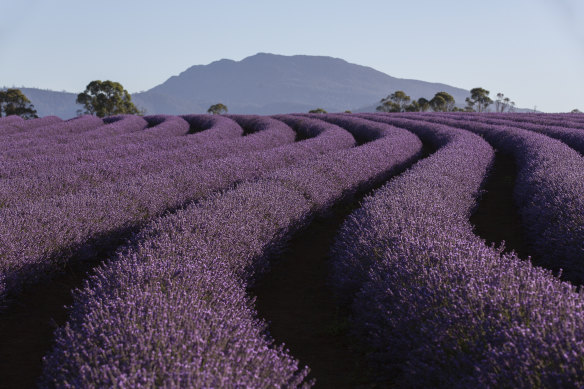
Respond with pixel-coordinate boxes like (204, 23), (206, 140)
(6, 53), (479, 118)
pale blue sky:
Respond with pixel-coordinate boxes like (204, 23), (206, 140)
(1, 0), (582, 112)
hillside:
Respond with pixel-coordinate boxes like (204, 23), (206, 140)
(136, 53), (471, 114)
(9, 53), (476, 117)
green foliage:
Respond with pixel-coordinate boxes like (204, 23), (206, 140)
(405, 101), (420, 112)
(0, 88), (38, 119)
(377, 90), (411, 112)
(308, 108), (327, 114)
(76, 80), (142, 118)
(465, 87), (493, 112)
(430, 92), (456, 112)
(416, 98), (430, 112)
(207, 103), (228, 115)
(404, 98), (431, 112)
(495, 93), (516, 113)
(344, 110), (352, 113)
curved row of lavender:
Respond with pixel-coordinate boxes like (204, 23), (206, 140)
(0, 115), (297, 205)
(1, 114), (228, 174)
(39, 115), (421, 387)
(1, 114), (185, 153)
(0, 115), (62, 135)
(0, 115), (148, 168)
(0, 115), (104, 152)
(434, 112), (584, 155)
(0, 115), (355, 308)
(392, 113), (584, 282)
(332, 116), (584, 387)
(1, 113), (220, 163)
(0, 115), (25, 127)
(473, 112), (584, 129)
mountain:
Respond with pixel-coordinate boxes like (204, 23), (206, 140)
(19, 88), (78, 119)
(133, 53), (472, 115)
(9, 53), (482, 117)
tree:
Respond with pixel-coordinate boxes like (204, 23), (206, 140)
(0, 88), (38, 119)
(207, 103), (228, 115)
(405, 101), (420, 112)
(465, 87), (493, 112)
(377, 90), (411, 112)
(495, 93), (516, 113)
(430, 92), (456, 112)
(309, 108), (327, 114)
(76, 80), (142, 117)
(416, 97), (430, 112)
(405, 97), (431, 112)
(571, 109), (582, 114)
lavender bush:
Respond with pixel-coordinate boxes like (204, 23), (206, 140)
(0, 115), (148, 170)
(0, 115), (104, 153)
(0, 115), (24, 127)
(2, 112), (581, 387)
(0, 115), (354, 306)
(473, 112), (584, 128)
(436, 112), (584, 155)
(39, 115), (421, 387)
(333, 116), (584, 387)
(0, 115), (295, 204)
(0, 115), (62, 136)
(391, 113), (584, 282)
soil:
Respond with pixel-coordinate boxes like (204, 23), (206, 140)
(470, 152), (531, 260)
(253, 206), (381, 388)
(0, 259), (96, 389)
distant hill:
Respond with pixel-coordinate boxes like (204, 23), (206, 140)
(134, 53), (472, 115)
(7, 53), (515, 118)
(19, 88), (78, 119)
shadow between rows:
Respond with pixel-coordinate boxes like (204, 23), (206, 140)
(0, 224), (139, 389)
(0, 137), (429, 388)
(0, 187), (242, 389)
(0, 118), (346, 387)
(470, 152), (531, 262)
(252, 141), (435, 388)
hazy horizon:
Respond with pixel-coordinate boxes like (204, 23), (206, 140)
(1, 0), (582, 112)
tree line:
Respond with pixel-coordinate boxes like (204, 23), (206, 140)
(0, 81), (231, 119)
(376, 88), (517, 113)
(1, 82), (582, 119)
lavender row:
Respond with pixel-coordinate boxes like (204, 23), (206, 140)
(1, 114), (239, 170)
(180, 113), (243, 141)
(436, 112), (584, 155)
(336, 114), (494, 301)
(467, 112), (584, 129)
(40, 115), (421, 387)
(301, 113), (394, 142)
(0, 114), (182, 150)
(0, 116), (354, 307)
(0, 115), (148, 165)
(0, 114), (182, 167)
(0, 115), (62, 136)
(1, 114), (205, 162)
(0, 115), (289, 204)
(0, 115), (264, 173)
(394, 112), (584, 282)
(332, 117), (584, 387)
(0, 115), (104, 153)
(487, 112), (584, 126)
(0, 115), (24, 128)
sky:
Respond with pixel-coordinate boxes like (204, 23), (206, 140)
(1, 0), (583, 112)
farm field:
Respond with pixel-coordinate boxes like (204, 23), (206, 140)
(1, 112), (584, 387)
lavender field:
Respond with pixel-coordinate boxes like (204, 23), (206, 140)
(1, 112), (584, 388)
